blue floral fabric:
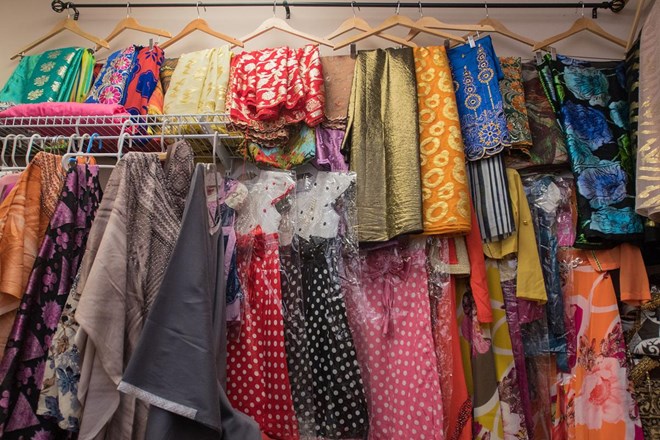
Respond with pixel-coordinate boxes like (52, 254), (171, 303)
(85, 46), (138, 105)
(539, 55), (643, 248)
(448, 36), (511, 161)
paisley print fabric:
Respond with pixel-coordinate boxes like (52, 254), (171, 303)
(447, 36), (511, 161)
(85, 45), (138, 105)
(499, 57), (532, 151)
(123, 45), (164, 115)
(413, 46), (471, 235)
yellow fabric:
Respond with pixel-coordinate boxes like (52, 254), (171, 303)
(483, 168), (547, 302)
(164, 46), (232, 115)
(413, 46), (471, 235)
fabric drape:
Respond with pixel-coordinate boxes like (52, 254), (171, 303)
(123, 46), (165, 116)
(85, 46), (138, 106)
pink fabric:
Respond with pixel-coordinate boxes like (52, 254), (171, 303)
(0, 103), (129, 118)
(347, 244), (444, 440)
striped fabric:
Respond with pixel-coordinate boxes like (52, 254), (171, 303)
(467, 154), (515, 243)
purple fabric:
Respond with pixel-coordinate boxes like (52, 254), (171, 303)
(517, 299), (545, 325)
(314, 127), (348, 171)
(0, 164), (102, 438)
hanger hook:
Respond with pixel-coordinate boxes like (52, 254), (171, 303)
(126, 2), (131, 18)
(196, 1), (200, 18)
(273, 0), (277, 16)
(484, 0), (489, 18)
(395, 1), (400, 15)
(581, 1), (585, 17)
(418, 1), (423, 17)
(351, 1), (356, 17)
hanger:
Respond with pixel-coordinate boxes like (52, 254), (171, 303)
(97, 3), (172, 51)
(160, 2), (243, 49)
(453, 1), (536, 48)
(11, 7), (110, 60)
(532, 2), (626, 51)
(239, 1), (333, 48)
(334, 1), (465, 51)
(626, 0), (646, 51)
(326, 2), (416, 48)
(406, 1), (495, 41)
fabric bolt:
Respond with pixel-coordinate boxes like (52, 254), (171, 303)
(118, 165), (261, 440)
(85, 45), (138, 105)
(163, 47), (231, 115)
(541, 55), (643, 247)
(499, 57), (532, 152)
(0, 164), (101, 439)
(483, 168), (547, 303)
(244, 124), (316, 170)
(635, 1), (660, 221)
(0, 153), (64, 357)
(123, 45), (165, 116)
(314, 126), (348, 172)
(69, 143), (194, 440)
(227, 45), (325, 146)
(447, 35), (511, 161)
(344, 47), (423, 242)
(561, 246), (648, 439)
(320, 55), (356, 128)
(426, 238), (472, 440)
(466, 153), (515, 243)
(346, 240), (444, 440)
(413, 46), (471, 236)
(159, 58), (178, 94)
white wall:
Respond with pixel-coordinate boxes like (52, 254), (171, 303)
(0, 0), (650, 86)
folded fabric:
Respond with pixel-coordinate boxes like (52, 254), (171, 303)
(69, 48), (96, 103)
(313, 126), (348, 171)
(499, 57), (532, 152)
(124, 46), (165, 115)
(244, 124), (316, 170)
(85, 45), (138, 105)
(159, 57), (178, 94)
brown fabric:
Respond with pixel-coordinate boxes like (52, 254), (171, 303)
(321, 55), (356, 129)
(0, 152), (64, 353)
(159, 58), (179, 95)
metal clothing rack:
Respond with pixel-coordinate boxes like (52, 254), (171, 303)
(52, 0), (626, 21)
(0, 113), (242, 170)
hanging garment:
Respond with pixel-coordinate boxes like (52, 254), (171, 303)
(118, 165), (261, 440)
(0, 163), (102, 439)
(635, 0), (660, 221)
(625, 38), (640, 169)
(244, 124), (316, 170)
(85, 46), (138, 105)
(505, 61), (569, 169)
(447, 35), (511, 161)
(0, 153), (65, 356)
(70, 48), (96, 103)
(499, 57), (533, 153)
(159, 58), (178, 94)
(320, 55), (356, 129)
(426, 238), (472, 440)
(467, 153), (515, 242)
(465, 204), (493, 324)
(0, 55), (40, 103)
(541, 55), (643, 247)
(313, 126), (348, 171)
(343, 47), (423, 242)
(53, 143), (193, 439)
(123, 46), (165, 116)
(561, 245), (648, 439)
(227, 171), (299, 440)
(163, 47), (231, 115)
(227, 45), (325, 146)
(347, 239), (444, 440)
(413, 46), (471, 236)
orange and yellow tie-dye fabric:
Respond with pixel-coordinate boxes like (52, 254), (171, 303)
(413, 46), (471, 235)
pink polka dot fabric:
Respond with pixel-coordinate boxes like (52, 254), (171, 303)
(227, 228), (300, 440)
(347, 244), (445, 440)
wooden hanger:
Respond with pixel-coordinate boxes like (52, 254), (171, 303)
(532, 6), (626, 51)
(334, 4), (465, 51)
(98, 4), (172, 50)
(11, 15), (109, 60)
(471, 16), (537, 47)
(326, 2), (416, 48)
(160, 2), (243, 49)
(239, 3), (333, 48)
(626, 0), (646, 51)
(405, 2), (495, 41)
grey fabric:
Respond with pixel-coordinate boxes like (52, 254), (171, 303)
(118, 165), (261, 439)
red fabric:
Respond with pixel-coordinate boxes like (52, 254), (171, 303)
(465, 204), (492, 323)
(123, 46), (164, 116)
(227, 228), (299, 440)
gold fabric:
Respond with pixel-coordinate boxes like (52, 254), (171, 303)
(344, 47), (423, 242)
(413, 46), (471, 235)
(636, 0), (660, 221)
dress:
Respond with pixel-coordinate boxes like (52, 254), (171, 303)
(348, 239), (443, 440)
(227, 170), (299, 440)
(0, 163), (102, 439)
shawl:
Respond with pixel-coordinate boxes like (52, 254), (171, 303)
(227, 45), (324, 146)
(163, 47), (231, 115)
(0, 153), (64, 355)
(85, 45), (138, 105)
(505, 62), (568, 169)
(499, 57), (532, 152)
(320, 55), (355, 129)
(0, 164), (102, 438)
(118, 165), (262, 440)
(343, 47), (423, 242)
(123, 46), (165, 116)
(636, 1), (660, 221)
(413, 46), (471, 235)
(447, 36), (511, 161)
(71, 142), (194, 439)
(541, 55), (644, 247)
